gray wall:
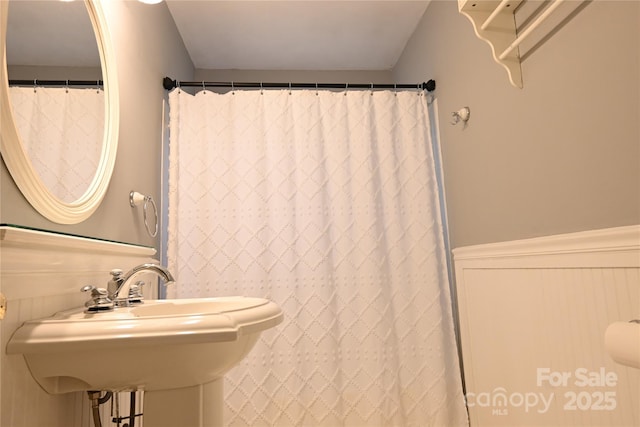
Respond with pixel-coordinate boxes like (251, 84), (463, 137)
(4, 0), (637, 251)
(8, 65), (102, 80)
(194, 69), (393, 85)
(393, 0), (640, 248)
(0, 1), (194, 249)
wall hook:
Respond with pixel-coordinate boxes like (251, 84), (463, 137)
(451, 107), (471, 127)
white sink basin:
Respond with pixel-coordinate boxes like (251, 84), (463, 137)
(7, 297), (283, 393)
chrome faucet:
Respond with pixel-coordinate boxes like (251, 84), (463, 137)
(108, 263), (175, 306)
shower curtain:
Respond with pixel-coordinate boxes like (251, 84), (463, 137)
(167, 88), (468, 427)
(8, 86), (104, 202)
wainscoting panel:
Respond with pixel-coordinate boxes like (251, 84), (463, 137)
(453, 226), (640, 427)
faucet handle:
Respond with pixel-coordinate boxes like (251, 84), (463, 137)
(81, 285), (114, 312)
(128, 281), (145, 303)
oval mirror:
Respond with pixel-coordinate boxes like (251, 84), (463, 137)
(0, 0), (119, 224)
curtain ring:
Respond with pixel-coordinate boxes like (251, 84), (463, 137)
(65, 80), (69, 94)
(231, 81), (235, 95)
(96, 80), (100, 93)
(288, 82), (292, 95)
(394, 83), (397, 96)
(202, 81), (206, 94)
(344, 83), (348, 96)
(316, 82), (318, 96)
(260, 82), (263, 95)
(370, 82), (374, 96)
(33, 79), (37, 93)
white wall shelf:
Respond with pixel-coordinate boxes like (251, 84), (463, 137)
(459, 0), (569, 88)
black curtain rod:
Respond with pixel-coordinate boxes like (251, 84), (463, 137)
(8, 79), (103, 87)
(163, 77), (436, 92)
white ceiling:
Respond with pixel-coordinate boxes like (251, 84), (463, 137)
(5, 0), (431, 72)
(165, 1), (431, 70)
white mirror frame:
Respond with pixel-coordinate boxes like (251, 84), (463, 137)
(0, 0), (119, 224)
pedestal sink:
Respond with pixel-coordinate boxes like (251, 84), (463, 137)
(7, 296), (283, 426)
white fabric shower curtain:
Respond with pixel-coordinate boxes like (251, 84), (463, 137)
(168, 88), (468, 427)
(9, 86), (104, 202)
